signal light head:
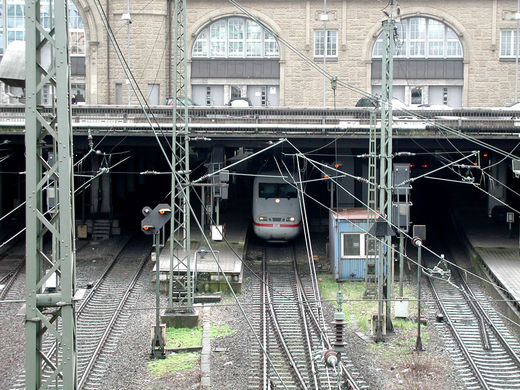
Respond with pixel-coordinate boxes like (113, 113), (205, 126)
(142, 225), (154, 231)
(159, 208), (171, 215)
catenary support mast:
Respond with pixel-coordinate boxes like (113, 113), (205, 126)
(169, 0), (194, 312)
(378, 6), (396, 337)
(25, 0), (77, 388)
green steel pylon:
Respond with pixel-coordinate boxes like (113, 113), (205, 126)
(169, 0), (194, 312)
(25, 0), (77, 388)
(364, 110), (378, 299)
(378, 15), (396, 336)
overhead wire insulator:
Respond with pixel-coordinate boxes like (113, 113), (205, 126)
(323, 349), (338, 367)
(332, 311), (347, 353)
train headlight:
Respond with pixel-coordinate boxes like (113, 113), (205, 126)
(258, 216), (266, 221)
(275, 198), (281, 204)
(288, 216), (296, 222)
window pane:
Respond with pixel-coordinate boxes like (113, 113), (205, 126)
(327, 30), (337, 56)
(314, 30), (324, 56)
(210, 19), (226, 57)
(246, 42), (261, 56)
(193, 28), (208, 57)
(278, 184), (297, 198)
(264, 30), (279, 57)
(501, 30), (515, 57)
(259, 183), (277, 198)
(246, 20), (261, 40)
(246, 20), (262, 56)
(342, 234), (361, 256)
(228, 18), (243, 39)
(372, 38), (383, 57)
(427, 19), (444, 57)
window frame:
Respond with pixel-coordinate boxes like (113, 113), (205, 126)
(192, 17), (279, 59)
(314, 29), (338, 58)
(500, 29), (520, 58)
(372, 17), (462, 59)
(340, 232), (366, 258)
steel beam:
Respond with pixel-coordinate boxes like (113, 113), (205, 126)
(25, 0), (77, 388)
(169, 0), (193, 311)
(379, 16), (395, 335)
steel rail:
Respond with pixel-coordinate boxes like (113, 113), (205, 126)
(292, 253), (320, 390)
(264, 256), (309, 389)
(460, 285), (491, 350)
(0, 260), (24, 301)
(261, 258), (268, 390)
(77, 254), (148, 389)
(458, 272), (520, 369)
(294, 265), (361, 390)
(427, 276), (490, 390)
(10, 237), (133, 389)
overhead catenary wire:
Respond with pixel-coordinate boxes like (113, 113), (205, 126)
(171, 168), (289, 389)
(226, 0), (520, 167)
(91, 0), (175, 171)
(284, 140), (520, 302)
(0, 156), (131, 249)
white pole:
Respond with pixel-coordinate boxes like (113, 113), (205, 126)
(322, 0), (327, 108)
(514, 0), (520, 103)
(127, 0), (131, 105)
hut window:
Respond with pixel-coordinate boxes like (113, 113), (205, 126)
(341, 233), (362, 257)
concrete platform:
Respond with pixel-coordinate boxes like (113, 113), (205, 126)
(453, 201), (520, 312)
(153, 204), (249, 294)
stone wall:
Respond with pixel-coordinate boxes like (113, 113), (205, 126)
(78, 0), (520, 106)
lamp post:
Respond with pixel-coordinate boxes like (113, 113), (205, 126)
(412, 236), (423, 351)
(411, 223), (426, 351)
(514, 0), (520, 103)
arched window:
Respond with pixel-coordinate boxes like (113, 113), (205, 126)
(372, 17), (462, 59)
(192, 17), (279, 58)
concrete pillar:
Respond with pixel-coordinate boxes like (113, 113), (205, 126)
(100, 171), (111, 214)
(336, 150), (355, 208)
(487, 157), (508, 217)
(90, 156), (99, 214)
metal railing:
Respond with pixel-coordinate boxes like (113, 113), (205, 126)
(0, 104), (519, 136)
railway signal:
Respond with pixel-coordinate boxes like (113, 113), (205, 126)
(141, 203), (171, 235)
(141, 203), (172, 359)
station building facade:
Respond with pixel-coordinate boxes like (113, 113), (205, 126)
(1, 0), (519, 107)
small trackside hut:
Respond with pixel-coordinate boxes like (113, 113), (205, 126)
(329, 208), (376, 281)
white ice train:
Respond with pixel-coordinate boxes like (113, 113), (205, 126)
(252, 171), (302, 241)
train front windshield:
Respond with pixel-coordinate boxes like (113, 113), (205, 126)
(259, 183), (297, 198)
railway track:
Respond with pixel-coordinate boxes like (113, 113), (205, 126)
(0, 259), (24, 301)
(248, 244), (365, 389)
(11, 236), (150, 389)
(428, 271), (520, 389)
